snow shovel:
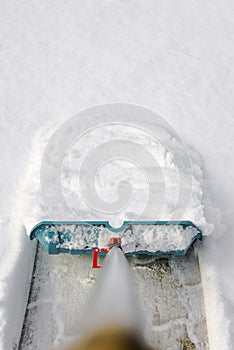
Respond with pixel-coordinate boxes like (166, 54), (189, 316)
(30, 221), (202, 267)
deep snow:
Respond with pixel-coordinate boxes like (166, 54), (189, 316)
(0, 1), (234, 349)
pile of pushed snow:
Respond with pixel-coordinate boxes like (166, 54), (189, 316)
(19, 123), (213, 236)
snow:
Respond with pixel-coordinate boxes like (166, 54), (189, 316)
(0, 1), (234, 349)
(199, 246), (231, 350)
(20, 121), (211, 233)
(0, 220), (36, 349)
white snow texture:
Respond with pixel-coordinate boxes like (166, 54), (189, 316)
(0, 1), (234, 350)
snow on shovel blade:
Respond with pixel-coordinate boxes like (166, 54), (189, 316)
(29, 221), (202, 256)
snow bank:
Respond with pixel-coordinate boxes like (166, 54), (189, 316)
(199, 242), (231, 350)
(0, 218), (36, 350)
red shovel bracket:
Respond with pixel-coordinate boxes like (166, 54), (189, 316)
(92, 247), (110, 269)
(92, 238), (122, 269)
